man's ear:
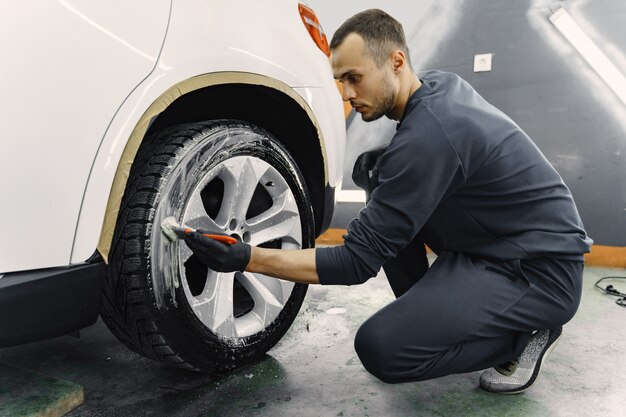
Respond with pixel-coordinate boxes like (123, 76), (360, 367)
(390, 50), (407, 73)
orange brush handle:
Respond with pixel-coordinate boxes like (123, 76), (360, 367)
(183, 228), (238, 245)
(202, 234), (238, 245)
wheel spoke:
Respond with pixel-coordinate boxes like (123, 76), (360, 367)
(185, 214), (220, 233)
(232, 158), (267, 222)
(214, 168), (237, 227)
(239, 272), (285, 326)
(184, 190), (208, 223)
(184, 186), (224, 231)
(180, 239), (194, 262)
(193, 271), (236, 336)
(246, 190), (301, 246)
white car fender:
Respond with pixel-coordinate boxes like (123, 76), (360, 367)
(71, 2), (345, 264)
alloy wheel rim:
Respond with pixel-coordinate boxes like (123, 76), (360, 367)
(178, 155), (301, 338)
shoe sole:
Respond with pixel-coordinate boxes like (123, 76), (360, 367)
(481, 327), (563, 395)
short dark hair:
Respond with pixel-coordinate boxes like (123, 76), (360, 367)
(330, 9), (412, 68)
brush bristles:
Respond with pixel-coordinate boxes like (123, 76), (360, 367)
(161, 216), (187, 242)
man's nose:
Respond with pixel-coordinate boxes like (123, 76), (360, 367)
(341, 84), (356, 102)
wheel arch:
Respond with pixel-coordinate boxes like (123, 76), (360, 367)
(97, 73), (328, 263)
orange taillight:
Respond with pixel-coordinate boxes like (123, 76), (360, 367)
(298, 3), (330, 57)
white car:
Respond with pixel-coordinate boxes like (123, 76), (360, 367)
(0, 0), (345, 372)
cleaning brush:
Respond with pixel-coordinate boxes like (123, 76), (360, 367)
(160, 216), (237, 244)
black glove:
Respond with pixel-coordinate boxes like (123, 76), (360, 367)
(352, 148), (386, 201)
(183, 230), (251, 273)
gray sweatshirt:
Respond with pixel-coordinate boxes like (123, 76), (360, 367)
(316, 71), (592, 286)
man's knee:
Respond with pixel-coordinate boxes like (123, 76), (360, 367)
(354, 317), (437, 384)
(354, 320), (403, 383)
(551, 299), (580, 327)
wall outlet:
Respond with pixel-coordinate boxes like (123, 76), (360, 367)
(474, 53), (493, 72)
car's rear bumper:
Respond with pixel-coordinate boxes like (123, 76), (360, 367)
(0, 257), (105, 347)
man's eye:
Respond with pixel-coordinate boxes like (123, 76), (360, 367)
(349, 75), (360, 83)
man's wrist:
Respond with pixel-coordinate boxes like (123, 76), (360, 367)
(246, 246), (263, 273)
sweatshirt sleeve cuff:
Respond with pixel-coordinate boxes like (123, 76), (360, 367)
(316, 245), (373, 286)
(316, 246), (344, 285)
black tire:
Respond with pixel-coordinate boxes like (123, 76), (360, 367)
(101, 120), (314, 372)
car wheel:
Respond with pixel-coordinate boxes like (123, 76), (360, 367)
(101, 120), (314, 372)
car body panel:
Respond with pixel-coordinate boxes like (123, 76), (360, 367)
(152, 0), (345, 186)
(71, 0), (345, 264)
(1, 0), (345, 273)
(0, 0), (170, 273)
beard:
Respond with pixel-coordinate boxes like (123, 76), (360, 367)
(361, 75), (397, 122)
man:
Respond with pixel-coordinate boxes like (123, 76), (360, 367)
(185, 9), (592, 394)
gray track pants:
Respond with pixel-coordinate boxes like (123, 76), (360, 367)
(354, 237), (584, 383)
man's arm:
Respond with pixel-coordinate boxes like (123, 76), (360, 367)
(246, 247), (320, 284)
(183, 230), (323, 284)
(246, 149), (384, 286)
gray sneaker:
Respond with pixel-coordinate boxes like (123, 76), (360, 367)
(479, 327), (562, 394)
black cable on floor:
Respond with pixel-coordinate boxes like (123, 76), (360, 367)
(594, 276), (626, 307)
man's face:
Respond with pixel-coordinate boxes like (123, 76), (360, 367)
(331, 33), (398, 122)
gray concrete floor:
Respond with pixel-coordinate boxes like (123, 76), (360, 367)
(0, 259), (624, 417)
